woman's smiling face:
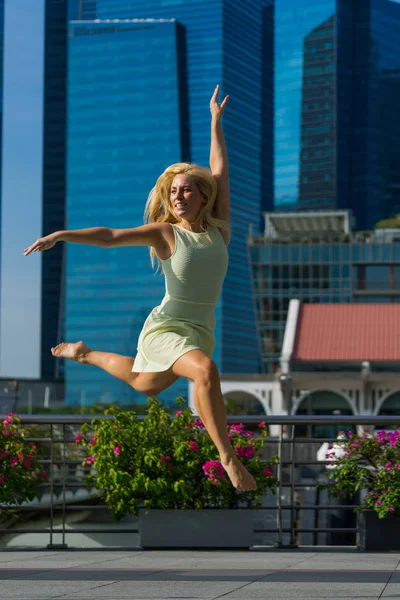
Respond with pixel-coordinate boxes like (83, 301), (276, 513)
(170, 174), (207, 223)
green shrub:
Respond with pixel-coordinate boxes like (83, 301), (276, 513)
(76, 397), (278, 521)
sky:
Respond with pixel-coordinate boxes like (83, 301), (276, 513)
(0, 0), (44, 378)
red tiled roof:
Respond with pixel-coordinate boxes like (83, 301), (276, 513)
(292, 304), (400, 361)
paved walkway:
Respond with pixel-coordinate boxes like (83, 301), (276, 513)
(0, 548), (399, 599)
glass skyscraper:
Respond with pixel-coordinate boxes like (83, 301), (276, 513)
(274, 0), (400, 230)
(66, 20), (189, 404)
(58, 0), (274, 405)
(41, 0), (273, 405)
(41, 0), (97, 380)
(95, 0), (274, 375)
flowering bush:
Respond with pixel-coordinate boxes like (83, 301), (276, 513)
(0, 413), (48, 515)
(322, 429), (400, 519)
(76, 398), (278, 521)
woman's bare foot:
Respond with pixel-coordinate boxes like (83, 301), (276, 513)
(51, 341), (89, 363)
(221, 456), (257, 491)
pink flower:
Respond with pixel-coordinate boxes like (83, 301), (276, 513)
(235, 443), (254, 459)
(0, 474), (5, 484)
(230, 423), (244, 433)
(389, 506), (395, 512)
(2, 413), (13, 426)
(258, 421), (266, 428)
(160, 455), (173, 469)
(113, 445), (121, 456)
(75, 434), (85, 443)
(263, 467), (273, 478)
(202, 460), (225, 481)
(86, 455), (96, 465)
(376, 500), (382, 505)
(176, 411), (182, 417)
(23, 458), (32, 468)
(237, 430), (253, 437)
(10, 457), (18, 467)
(89, 436), (98, 447)
(184, 441), (199, 452)
(186, 419), (204, 429)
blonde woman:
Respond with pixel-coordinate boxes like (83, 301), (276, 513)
(24, 86), (257, 491)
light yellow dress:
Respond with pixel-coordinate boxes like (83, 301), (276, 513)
(133, 224), (229, 373)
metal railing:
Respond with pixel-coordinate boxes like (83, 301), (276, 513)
(1, 414), (399, 549)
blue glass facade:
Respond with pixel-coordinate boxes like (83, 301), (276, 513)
(274, 0), (336, 210)
(41, 0), (69, 379)
(66, 21), (189, 404)
(68, 0), (97, 20)
(274, 0), (400, 229)
(96, 0), (274, 375)
(41, 0), (97, 380)
(351, 0), (400, 229)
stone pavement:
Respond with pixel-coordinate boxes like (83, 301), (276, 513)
(0, 547), (399, 599)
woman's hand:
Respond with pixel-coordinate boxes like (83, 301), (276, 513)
(24, 233), (59, 256)
(210, 84), (229, 121)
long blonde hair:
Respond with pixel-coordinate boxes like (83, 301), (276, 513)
(144, 162), (231, 271)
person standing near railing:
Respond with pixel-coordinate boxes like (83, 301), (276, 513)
(24, 86), (257, 492)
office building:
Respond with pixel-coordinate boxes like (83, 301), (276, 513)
(95, 0), (274, 375)
(65, 19), (191, 404)
(274, 0), (400, 229)
(41, 0), (97, 379)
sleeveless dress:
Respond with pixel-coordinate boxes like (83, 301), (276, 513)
(132, 224), (229, 373)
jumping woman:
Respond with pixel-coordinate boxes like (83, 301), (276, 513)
(24, 86), (257, 492)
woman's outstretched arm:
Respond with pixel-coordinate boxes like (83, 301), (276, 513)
(23, 223), (169, 256)
(209, 84), (230, 222)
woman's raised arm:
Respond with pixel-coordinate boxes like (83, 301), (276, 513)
(209, 84), (230, 222)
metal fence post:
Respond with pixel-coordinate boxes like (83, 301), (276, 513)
(289, 424), (299, 548)
(46, 424), (54, 549)
(46, 423), (67, 549)
(274, 424), (283, 547)
(61, 423), (67, 549)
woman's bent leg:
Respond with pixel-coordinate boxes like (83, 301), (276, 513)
(172, 349), (257, 491)
(51, 341), (179, 395)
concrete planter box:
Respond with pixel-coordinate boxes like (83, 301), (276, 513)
(139, 509), (253, 549)
(357, 510), (400, 551)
